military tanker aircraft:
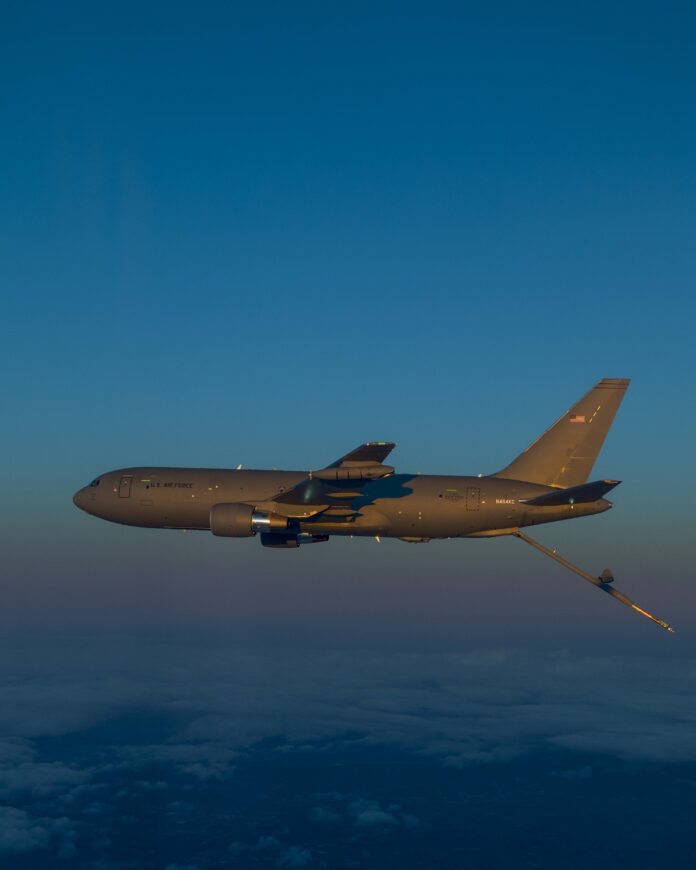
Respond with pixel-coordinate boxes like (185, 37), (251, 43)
(73, 378), (673, 632)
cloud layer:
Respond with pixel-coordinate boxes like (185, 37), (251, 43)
(1, 636), (695, 864)
(2, 639), (696, 770)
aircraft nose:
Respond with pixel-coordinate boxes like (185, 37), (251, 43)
(73, 488), (88, 511)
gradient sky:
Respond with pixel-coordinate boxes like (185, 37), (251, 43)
(2, 4), (696, 867)
(5, 3), (696, 645)
(2, 1), (695, 649)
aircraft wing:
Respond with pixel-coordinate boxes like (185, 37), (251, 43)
(327, 441), (396, 468)
(259, 442), (396, 518)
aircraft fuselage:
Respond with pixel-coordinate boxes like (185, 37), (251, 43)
(73, 466), (610, 541)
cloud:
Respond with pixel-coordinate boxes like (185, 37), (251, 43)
(164, 644), (696, 767)
(312, 793), (419, 830)
(348, 797), (397, 827)
(354, 808), (397, 826)
(0, 738), (90, 801)
(276, 845), (313, 867)
(229, 835), (313, 866)
(256, 836), (282, 851)
(311, 805), (339, 821)
(116, 742), (238, 781)
(0, 636), (695, 801)
(0, 806), (52, 854)
(0, 805), (75, 855)
(0, 636), (693, 867)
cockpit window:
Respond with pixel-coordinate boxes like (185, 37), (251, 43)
(89, 478), (101, 487)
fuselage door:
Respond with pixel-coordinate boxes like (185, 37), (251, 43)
(466, 486), (480, 511)
(119, 475), (133, 498)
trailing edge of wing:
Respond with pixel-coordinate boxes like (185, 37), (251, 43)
(521, 479), (621, 506)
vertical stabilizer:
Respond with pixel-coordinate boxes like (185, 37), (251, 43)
(494, 379), (630, 487)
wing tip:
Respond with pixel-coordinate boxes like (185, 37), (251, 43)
(597, 377), (631, 389)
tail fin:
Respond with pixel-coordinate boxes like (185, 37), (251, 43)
(494, 378), (630, 487)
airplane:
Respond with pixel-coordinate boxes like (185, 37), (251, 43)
(73, 378), (673, 633)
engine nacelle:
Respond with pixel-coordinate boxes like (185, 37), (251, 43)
(210, 503), (288, 537)
(210, 503), (254, 537)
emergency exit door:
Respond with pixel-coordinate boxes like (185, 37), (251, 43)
(466, 486), (480, 511)
(118, 476), (133, 498)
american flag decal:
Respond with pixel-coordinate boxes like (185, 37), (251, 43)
(569, 414), (586, 423)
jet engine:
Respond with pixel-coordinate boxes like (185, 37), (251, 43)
(210, 503), (289, 537)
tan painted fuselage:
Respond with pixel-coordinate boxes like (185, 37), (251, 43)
(73, 467), (610, 540)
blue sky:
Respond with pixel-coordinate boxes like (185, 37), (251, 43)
(2, 3), (696, 866)
(2, 1), (695, 646)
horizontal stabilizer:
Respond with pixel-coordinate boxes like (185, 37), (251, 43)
(522, 479), (621, 506)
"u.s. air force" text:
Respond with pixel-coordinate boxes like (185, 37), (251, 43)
(148, 482), (193, 488)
